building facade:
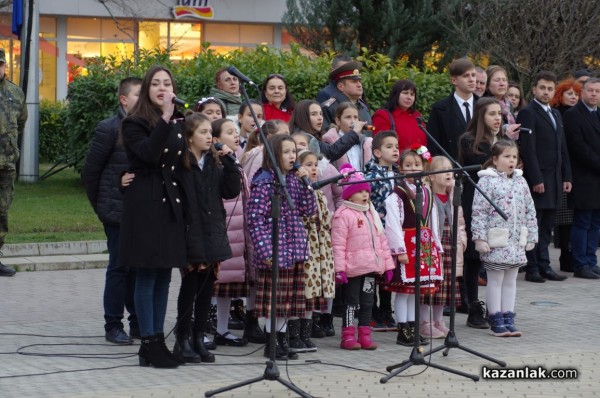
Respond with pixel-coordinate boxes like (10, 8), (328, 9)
(0, 0), (289, 101)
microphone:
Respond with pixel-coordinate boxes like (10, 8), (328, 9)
(503, 124), (532, 135)
(416, 117), (425, 125)
(227, 66), (257, 86)
(172, 96), (189, 108)
(292, 161), (313, 191)
(310, 173), (347, 190)
(214, 142), (240, 164)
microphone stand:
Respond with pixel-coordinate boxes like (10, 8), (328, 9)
(205, 79), (312, 398)
(340, 167), (485, 382)
(381, 121), (508, 381)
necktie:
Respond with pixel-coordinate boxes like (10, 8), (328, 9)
(547, 108), (556, 129)
(463, 102), (471, 123)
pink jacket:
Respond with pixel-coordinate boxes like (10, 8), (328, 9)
(331, 205), (395, 278)
(216, 172), (249, 284)
(322, 127), (373, 171)
(241, 145), (263, 183)
(318, 158), (343, 216)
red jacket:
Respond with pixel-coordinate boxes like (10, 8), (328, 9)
(372, 108), (427, 151)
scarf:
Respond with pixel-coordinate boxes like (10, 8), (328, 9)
(342, 200), (385, 235)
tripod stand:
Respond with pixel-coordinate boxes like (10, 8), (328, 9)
(378, 171), (481, 383)
(205, 72), (313, 398)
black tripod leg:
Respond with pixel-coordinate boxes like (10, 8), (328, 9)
(450, 345), (507, 367)
(205, 375), (266, 397)
(277, 378), (314, 398)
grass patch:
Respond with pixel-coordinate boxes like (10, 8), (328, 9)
(7, 164), (105, 244)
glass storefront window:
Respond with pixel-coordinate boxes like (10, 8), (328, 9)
(139, 21), (201, 60)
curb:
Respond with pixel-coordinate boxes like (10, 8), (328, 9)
(1, 241), (109, 272)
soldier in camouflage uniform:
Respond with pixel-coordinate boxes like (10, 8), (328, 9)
(0, 48), (28, 277)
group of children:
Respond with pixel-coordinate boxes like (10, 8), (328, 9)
(177, 93), (538, 364)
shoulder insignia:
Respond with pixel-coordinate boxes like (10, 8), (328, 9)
(322, 97), (337, 108)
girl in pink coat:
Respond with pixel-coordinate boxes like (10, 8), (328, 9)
(331, 164), (395, 350)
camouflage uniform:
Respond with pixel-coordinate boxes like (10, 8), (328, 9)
(0, 54), (28, 253)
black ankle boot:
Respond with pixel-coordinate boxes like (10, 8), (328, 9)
(243, 309), (266, 344)
(320, 313), (335, 337)
(263, 332), (286, 359)
(173, 333), (201, 363)
(299, 318), (317, 352)
(311, 313), (326, 338)
(277, 331), (298, 360)
(138, 335), (179, 368)
(228, 299), (246, 330)
(193, 331), (215, 362)
(156, 332), (184, 364)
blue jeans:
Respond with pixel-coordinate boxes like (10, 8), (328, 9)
(570, 209), (600, 272)
(135, 268), (172, 337)
(103, 224), (137, 332)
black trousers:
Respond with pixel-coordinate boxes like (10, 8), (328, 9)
(176, 268), (216, 334)
(526, 209), (556, 275)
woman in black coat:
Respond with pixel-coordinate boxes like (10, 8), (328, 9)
(173, 112), (241, 363)
(120, 65), (187, 368)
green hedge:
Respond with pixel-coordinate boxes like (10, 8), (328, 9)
(59, 45), (452, 173)
(39, 99), (68, 163)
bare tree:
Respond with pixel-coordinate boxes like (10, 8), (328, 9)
(440, 0), (600, 87)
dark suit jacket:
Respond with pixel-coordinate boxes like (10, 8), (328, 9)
(517, 100), (572, 209)
(564, 101), (600, 209)
(427, 93), (477, 160)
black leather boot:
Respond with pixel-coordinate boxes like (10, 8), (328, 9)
(156, 332), (185, 364)
(192, 331), (215, 362)
(243, 309), (267, 344)
(299, 318), (317, 352)
(138, 335), (179, 368)
(173, 333), (201, 363)
(277, 331), (298, 360)
(320, 313), (335, 337)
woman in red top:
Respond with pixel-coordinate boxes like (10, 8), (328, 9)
(372, 79), (426, 151)
(261, 74), (295, 122)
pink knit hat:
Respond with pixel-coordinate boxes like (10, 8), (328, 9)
(340, 163), (371, 200)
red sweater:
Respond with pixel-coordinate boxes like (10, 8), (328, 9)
(372, 108), (427, 151)
(263, 102), (292, 123)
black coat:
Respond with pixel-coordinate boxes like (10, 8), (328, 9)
(179, 151), (241, 264)
(119, 114), (187, 269)
(517, 101), (572, 209)
(83, 107), (128, 225)
(321, 89), (372, 133)
(458, 134), (492, 260)
(564, 101), (600, 210)
(427, 93), (478, 160)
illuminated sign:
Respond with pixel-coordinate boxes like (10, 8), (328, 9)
(172, 0), (214, 20)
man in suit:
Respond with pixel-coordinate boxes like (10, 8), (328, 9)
(563, 78), (600, 280)
(518, 71), (571, 283)
(427, 58), (478, 160)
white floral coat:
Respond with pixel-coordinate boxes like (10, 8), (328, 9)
(471, 168), (538, 266)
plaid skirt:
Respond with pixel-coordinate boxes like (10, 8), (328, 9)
(421, 220), (461, 307)
(213, 281), (249, 298)
(555, 192), (573, 225)
(254, 262), (306, 319)
(306, 297), (327, 312)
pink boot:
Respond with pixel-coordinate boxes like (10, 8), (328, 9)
(340, 326), (361, 350)
(357, 326), (378, 350)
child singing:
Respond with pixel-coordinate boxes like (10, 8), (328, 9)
(247, 134), (316, 360)
(332, 164), (395, 350)
(420, 156), (467, 338)
(471, 140), (537, 337)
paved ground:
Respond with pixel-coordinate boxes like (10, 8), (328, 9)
(0, 247), (598, 398)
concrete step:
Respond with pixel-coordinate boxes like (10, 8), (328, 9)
(1, 241), (108, 272)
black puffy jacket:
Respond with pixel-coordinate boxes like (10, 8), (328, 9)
(83, 107), (128, 225)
